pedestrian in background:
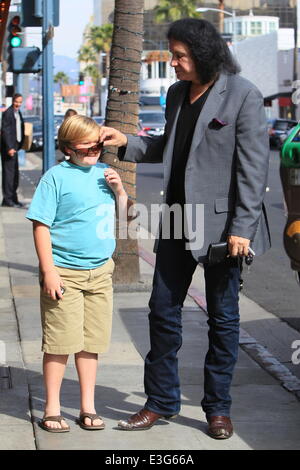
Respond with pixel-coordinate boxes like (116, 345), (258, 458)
(57, 109), (78, 162)
(1, 93), (25, 208)
(26, 115), (128, 432)
(64, 108), (78, 120)
(100, 18), (271, 439)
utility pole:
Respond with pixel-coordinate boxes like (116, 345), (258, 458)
(42, 0), (55, 172)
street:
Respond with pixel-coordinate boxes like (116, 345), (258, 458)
(20, 148), (300, 336)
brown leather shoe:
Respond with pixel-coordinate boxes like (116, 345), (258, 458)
(118, 408), (167, 431)
(207, 416), (233, 439)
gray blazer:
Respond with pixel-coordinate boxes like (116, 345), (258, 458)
(119, 73), (271, 263)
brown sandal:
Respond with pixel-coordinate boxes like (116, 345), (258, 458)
(77, 413), (105, 430)
(39, 415), (70, 433)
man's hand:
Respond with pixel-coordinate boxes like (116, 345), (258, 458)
(8, 149), (16, 157)
(99, 126), (128, 148)
(227, 235), (250, 257)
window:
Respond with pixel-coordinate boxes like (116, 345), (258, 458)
(235, 21), (242, 35)
(147, 63), (152, 79)
(250, 21), (262, 35)
(158, 61), (166, 79)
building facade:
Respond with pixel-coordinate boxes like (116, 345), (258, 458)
(93, 1), (298, 114)
(224, 12), (279, 38)
(95, 1), (297, 42)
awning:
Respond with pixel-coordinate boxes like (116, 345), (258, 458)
(143, 50), (170, 63)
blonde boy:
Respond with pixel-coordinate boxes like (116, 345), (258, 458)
(26, 115), (126, 432)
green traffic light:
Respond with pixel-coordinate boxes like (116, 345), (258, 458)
(10, 36), (22, 47)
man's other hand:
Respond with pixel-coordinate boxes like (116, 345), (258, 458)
(227, 235), (250, 257)
(8, 149), (16, 157)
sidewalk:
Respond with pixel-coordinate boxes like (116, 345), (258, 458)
(0, 154), (300, 450)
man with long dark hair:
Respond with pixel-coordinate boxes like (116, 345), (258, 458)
(100, 18), (271, 439)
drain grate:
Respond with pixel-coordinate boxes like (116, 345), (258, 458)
(0, 366), (12, 390)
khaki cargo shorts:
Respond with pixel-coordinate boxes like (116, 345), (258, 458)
(40, 258), (114, 355)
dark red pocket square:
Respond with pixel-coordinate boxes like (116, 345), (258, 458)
(212, 118), (228, 126)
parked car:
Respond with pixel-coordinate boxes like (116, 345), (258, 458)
(29, 121), (60, 152)
(139, 96), (161, 106)
(268, 118), (298, 149)
(23, 115), (40, 124)
(279, 125), (297, 147)
(30, 122), (43, 151)
(54, 115), (64, 147)
(137, 120), (148, 136)
(138, 110), (165, 136)
(54, 115), (64, 129)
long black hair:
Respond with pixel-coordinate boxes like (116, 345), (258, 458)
(167, 18), (240, 84)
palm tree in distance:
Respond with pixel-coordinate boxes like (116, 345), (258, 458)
(87, 23), (113, 77)
(78, 24), (113, 115)
(82, 64), (100, 86)
(78, 44), (97, 65)
(154, 0), (199, 23)
(54, 71), (69, 86)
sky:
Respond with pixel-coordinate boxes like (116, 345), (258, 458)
(26, 0), (94, 58)
(53, 0), (93, 57)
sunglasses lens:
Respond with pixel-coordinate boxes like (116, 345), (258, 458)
(73, 142), (102, 156)
(87, 142), (102, 153)
(91, 143), (102, 152)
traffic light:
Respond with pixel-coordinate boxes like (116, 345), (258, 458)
(6, 11), (41, 74)
(78, 72), (84, 85)
(8, 15), (22, 48)
(7, 15), (22, 71)
(0, 1), (10, 60)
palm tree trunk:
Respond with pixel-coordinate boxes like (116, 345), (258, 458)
(102, 0), (144, 284)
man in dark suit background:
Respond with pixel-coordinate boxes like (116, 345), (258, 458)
(1, 93), (25, 207)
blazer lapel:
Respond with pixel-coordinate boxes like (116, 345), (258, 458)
(189, 73), (228, 155)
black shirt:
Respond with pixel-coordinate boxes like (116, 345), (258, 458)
(167, 84), (211, 207)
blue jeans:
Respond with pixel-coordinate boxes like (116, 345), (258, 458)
(144, 238), (240, 418)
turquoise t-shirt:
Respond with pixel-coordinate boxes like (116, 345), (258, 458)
(26, 161), (116, 269)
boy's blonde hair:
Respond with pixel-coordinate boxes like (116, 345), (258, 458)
(58, 115), (100, 154)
